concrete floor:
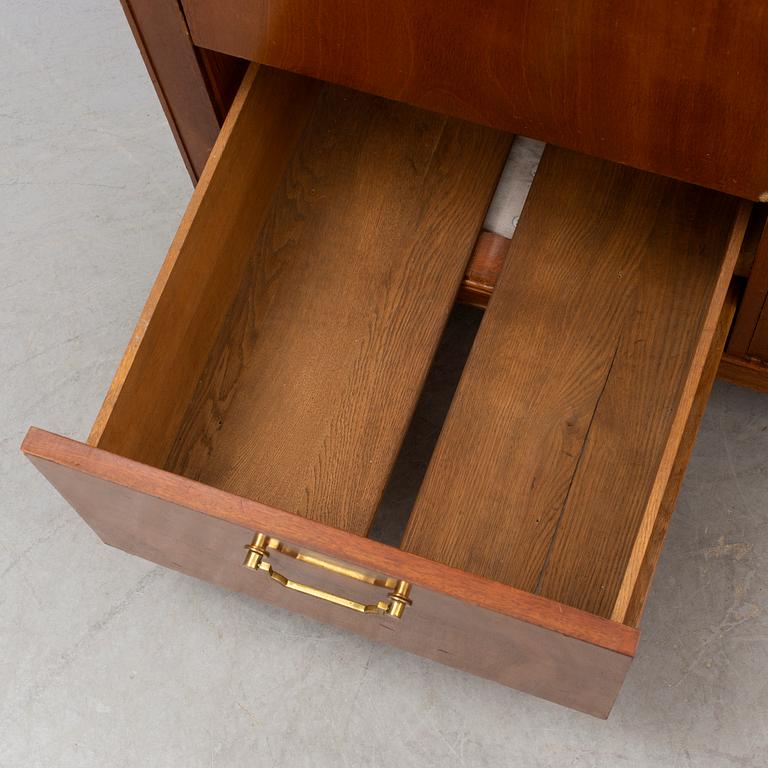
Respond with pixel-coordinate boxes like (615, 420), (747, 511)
(2, 2), (767, 766)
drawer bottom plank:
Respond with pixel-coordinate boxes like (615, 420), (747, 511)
(162, 76), (511, 536)
(90, 64), (512, 537)
(403, 146), (748, 620)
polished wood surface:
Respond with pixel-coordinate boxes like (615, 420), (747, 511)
(623, 287), (739, 627)
(456, 231), (511, 308)
(166, 83), (510, 535)
(118, 0), (237, 179)
(22, 4), (768, 719)
(22, 428), (637, 717)
(728, 217), (768, 359)
(403, 146), (747, 619)
(718, 354), (768, 394)
(181, 0), (768, 200)
(118, 0), (768, 396)
(90, 66), (320, 467)
(747, 307), (768, 361)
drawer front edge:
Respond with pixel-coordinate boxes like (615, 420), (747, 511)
(22, 427), (636, 718)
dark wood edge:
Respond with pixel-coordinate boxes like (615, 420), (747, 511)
(118, 1), (245, 182)
(718, 354), (768, 393)
(727, 216), (768, 357)
(118, 0), (208, 180)
(455, 283), (493, 308)
(21, 426), (638, 657)
(456, 231), (511, 308)
(733, 204), (767, 279)
(196, 48), (248, 124)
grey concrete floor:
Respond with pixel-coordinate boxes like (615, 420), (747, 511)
(1, 2), (767, 766)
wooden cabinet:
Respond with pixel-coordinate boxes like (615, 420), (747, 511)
(179, 0), (768, 201)
(23, 65), (754, 716)
(117, 0), (768, 390)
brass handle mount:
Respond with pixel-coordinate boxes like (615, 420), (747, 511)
(242, 533), (412, 619)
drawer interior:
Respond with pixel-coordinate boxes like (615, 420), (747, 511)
(88, 65), (747, 628)
(163, 81), (511, 535)
(91, 64), (511, 536)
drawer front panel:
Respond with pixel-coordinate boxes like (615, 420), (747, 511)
(23, 429), (636, 718)
(181, 0), (768, 200)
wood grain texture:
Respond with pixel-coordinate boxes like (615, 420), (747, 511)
(718, 354), (768, 393)
(90, 65), (320, 467)
(402, 146), (747, 619)
(181, 0), (768, 200)
(747, 304), (768, 361)
(166, 85), (511, 535)
(728, 217), (768, 358)
(460, 211), (759, 313)
(456, 231), (511, 308)
(22, 428), (637, 717)
(623, 287), (739, 627)
(119, 0), (226, 179)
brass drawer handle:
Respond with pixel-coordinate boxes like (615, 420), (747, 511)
(242, 533), (412, 618)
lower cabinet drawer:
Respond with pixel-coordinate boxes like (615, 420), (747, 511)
(23, 430), (636, 717)
(23, 64), (748, 717)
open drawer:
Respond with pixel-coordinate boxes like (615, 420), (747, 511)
(22, 65), (749, 717)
